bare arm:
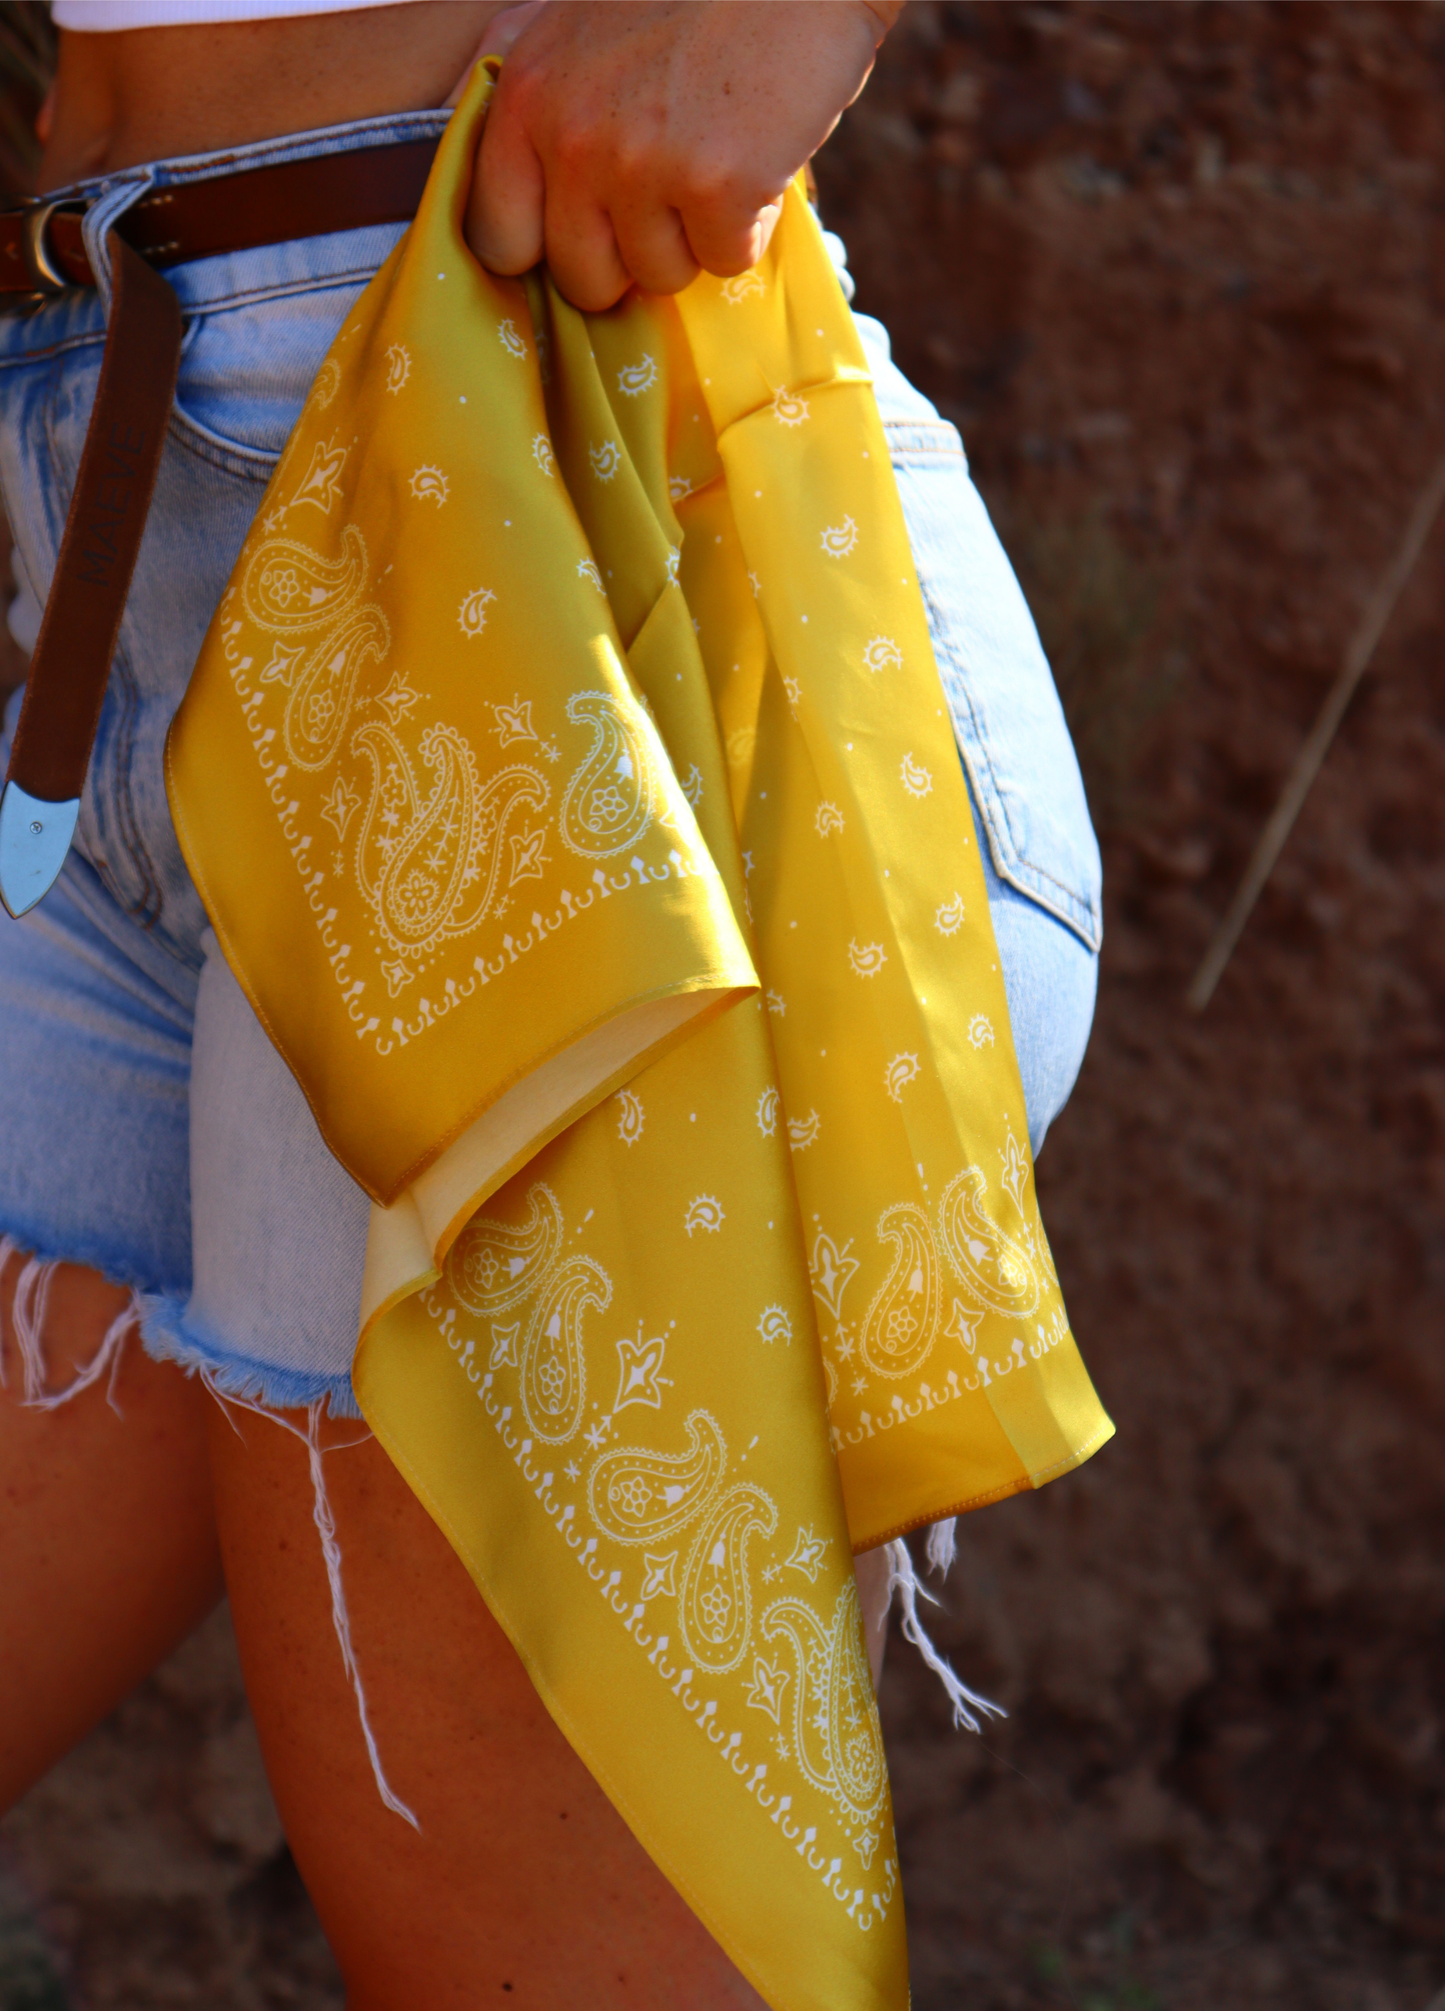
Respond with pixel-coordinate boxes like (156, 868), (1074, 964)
(457, 0), (903, 311)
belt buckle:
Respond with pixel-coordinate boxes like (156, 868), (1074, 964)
(20, 199), (80, 295)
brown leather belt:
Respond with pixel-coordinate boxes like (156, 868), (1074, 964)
(0, 134), (440, 919)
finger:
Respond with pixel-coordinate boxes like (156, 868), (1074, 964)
(466, 87), (547, 276)
(682, 195), (785, 280)
(542, 194), (633, 314)
(611, 203), (701, 299)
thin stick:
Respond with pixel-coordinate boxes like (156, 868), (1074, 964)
(1187, 451), (1445, 1013)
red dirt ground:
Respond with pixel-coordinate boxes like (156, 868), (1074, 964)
(2, 7), (1443, 2008)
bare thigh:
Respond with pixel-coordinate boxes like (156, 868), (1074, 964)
(209, 1398), (771, 2011)
(0, 1251), (894, 2000)
(0, 1254), (223, 1811)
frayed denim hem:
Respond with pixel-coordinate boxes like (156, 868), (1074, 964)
(0, 1217), (187, 1302)
(138, 1292), (362, 1420)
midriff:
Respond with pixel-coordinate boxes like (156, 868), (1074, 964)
(40, 1), (505, 192)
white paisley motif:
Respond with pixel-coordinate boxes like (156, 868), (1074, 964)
(787, 1111), (821, 1153)
(884, 1053), (920, 1102)
(457, 586), (496, 638)
(559, 690), (658, 857)
(861, 1202), (940, 1379)
(242, 528), (388, 773)
(679, 1484), (777, 1674)
(684, 1195), (725, 1236)
(351, 720), (548, 965)
(447, 1185), (564, 1316)
(815, 802), (844, 838)
(617, 355), (658, 396)
(521, 1256), (610, 1443)
(409, 466), (448, 505)
(588, 1410), (727, 1546)
(937, 1166), (1040, 1319)
(863, 636), (902, 673)
(761, 1581), (887, 1832)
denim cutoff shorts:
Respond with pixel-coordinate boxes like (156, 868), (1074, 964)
(0, 111), (1102, 1420)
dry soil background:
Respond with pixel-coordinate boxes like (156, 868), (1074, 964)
(3, 5), (1444, 2009)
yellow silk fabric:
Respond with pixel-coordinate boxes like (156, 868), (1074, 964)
(167, 66), (1112, 2011)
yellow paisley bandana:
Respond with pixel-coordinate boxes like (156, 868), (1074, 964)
(167, 65), (1112, 2011)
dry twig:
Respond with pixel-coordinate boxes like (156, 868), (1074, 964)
(1187, 451), (1445, 1013)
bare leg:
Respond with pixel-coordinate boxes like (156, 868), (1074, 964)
(208, 1400), (769, 2011)
(0, 1244), (891, 1995)
(0, 1252), (223, 1811)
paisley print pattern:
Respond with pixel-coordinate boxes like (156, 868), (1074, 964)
(353, 721), (549, 962)
(242, 528), (389, 772)
(520, 1254), (609, 1442)
(559, 689), (659, 858)
(678, 1483), (778, 1674)
(589, 1410), (727, 1544)
(447, 1183), (564, 1316)
(937, 1166), (1041, 1320)
(763, 1581), (887, 1838)
(860, 1203), (941, 1379)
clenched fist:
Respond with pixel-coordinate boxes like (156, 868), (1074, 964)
(453, 1), (901, 310)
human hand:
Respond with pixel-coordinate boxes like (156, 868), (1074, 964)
(452, 1), (902, 311)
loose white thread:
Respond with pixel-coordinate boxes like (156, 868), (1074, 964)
(885, 1536), (1006, 1734)
(304, 1398), (420, 1830)
(1, 1245), (135, 1413)
(25, 1292), (135, 1415)
(925, 1516), (958, 1578)
(11, 1257), (58, 1403)
(201, 1374), (418, 1829)
(0, 1234), (18, 1388)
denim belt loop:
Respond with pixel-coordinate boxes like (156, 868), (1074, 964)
(78, 171), (157, 319)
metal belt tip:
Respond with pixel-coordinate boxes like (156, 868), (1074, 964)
(0, 781), (80, 918)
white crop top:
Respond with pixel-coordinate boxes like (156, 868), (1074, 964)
(54, 0), (422, 27)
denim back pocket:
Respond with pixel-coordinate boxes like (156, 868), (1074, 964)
(859, 314), (1102, 953)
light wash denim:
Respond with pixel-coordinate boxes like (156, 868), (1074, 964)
(0, 114), (1100, 1417)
